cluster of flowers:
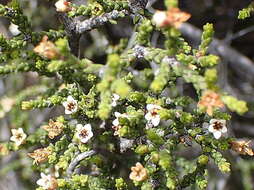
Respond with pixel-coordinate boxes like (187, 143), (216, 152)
(2, 1), (253, 189)
(8, 90), (254, 188)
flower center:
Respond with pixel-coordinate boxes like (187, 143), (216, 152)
(63, 1), (70, 6)
(67, 102), (76, 111)
(151, 109), (158, 116)
(15, 134), (23, 140)
(79, 129), (88, 138)
(213, 122), (223, 130)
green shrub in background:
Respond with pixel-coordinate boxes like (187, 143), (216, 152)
(0, 0), (253, 189)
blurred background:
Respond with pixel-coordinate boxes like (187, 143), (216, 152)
(0, 0), (254, 189)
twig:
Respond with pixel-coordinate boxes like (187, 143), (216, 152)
(225, 25), (254, 42)
(76, 10), (129, 34)
(180, 23), (254, 83)
(66, 150), (97, 177)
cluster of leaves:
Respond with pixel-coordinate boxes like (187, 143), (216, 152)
(238, 1), (254, 19)
(0, 0), (251, 190)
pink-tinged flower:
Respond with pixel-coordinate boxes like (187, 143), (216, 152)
(28, 147), (52, 165)
(36, 173), (58, 190)
(152, 8), (191, 28)
(41, 120), (63, 139)
(145, 104), (162, 127)
(230, 140), (254, 156)
(198, 91), (224, 116)
(33, 36), (59, 59)
(208, 119), (227, 139)
(111, 94), (120, 107)
(75, 124), (93, 143)
(10, 128), (27, 146)
(62, 96), (78, 114)
(55, 0), (72, 12)
(129, 162), (148, 182)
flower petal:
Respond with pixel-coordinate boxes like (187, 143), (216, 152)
(65, 109), (72, 115)
(11, 129), (17, 135)
(62, 101), (67, 107)
(10, 136), (16, 142)
(151, 116), (160, 126)
(76, 124), (83, 131)
(146, 104), (154, 111)
(67, 96), (74, 102)
(145, 113), (152, 121)
(18, 128), (24, 133)
(113, 94), (120, 100)
(209, 119), (217, 124)
(114, 112), (121, 118)
(221, 126), (227, 133)
(112, 119), (119, 126)
(84, 124), (92, 131)
(36, 178), (45, 186)
(208, 125), (215, 133)
(111, 101), (117, 107)
(213, 131), (222, 139)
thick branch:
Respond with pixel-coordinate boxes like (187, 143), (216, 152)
(57, 13), (81, 57)
(66, 150), (97, 177)
(76, 10), (129, 33)
(180, 23), (254, 83)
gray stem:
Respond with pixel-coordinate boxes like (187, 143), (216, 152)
(76, 10), (129, 33)
(66, 150), (97, 177)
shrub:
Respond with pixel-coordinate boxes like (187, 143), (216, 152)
(0, 0), (252, 189)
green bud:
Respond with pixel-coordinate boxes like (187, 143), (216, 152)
(146, 129), (164, 145)
(150, 151), (160, 163)
(111, 79), (131, 98)
(222, 95), (248, 115)
(198, 55), (219, 67)
(141, 182), (153, 190)
(198, 155), (209, 165)
(21, 101), (33, 110)
(115, 178), (128, 190)
(218, 161), (231, 173)
(135, 145), (149, 155)
(159, 151), (172, 170)
(57, 179), (67, 187)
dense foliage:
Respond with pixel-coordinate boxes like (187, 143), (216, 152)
(0, 0), (253, 189)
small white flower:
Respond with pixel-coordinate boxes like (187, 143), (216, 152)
(152, 11), (168, 27)
(9, 23), (21, 36)
(112, 112), (128, 126)
(111, 94), (120, 107)
(208, 119), (227, 139)
(145, 104), (162, 127)
(55, 0), (71, 12)
(165, 98), (172, 105)
(37, 173), (57, 190)
(62, 96), (78, 114)
(112, 112), (128, 136)
(10, 128), (27, 146)
(75, 124), (93, 143)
